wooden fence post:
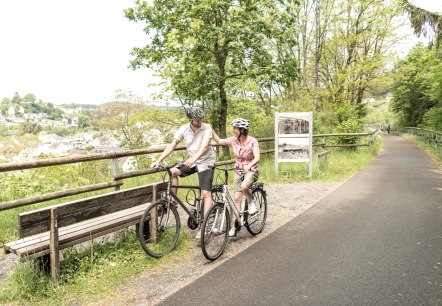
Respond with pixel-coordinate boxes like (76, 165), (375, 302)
(111, 158), (121, 191)
(50, 207), (59, 280)
(150, 184), (158, 243)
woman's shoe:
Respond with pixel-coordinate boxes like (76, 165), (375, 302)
(228, 227), (237, 237)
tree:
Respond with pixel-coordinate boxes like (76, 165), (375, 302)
(22, 93), (36, 104)
(12, 92), (22, 105)
(391, 44), (441, 127)
(401, 0), (442, 48)
(286, 0), (402, 132)
(98, 90), (182, 149)
(125, 0), (299, 156)
(20, 120), (42, 135)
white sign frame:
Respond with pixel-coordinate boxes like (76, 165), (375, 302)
(274, 112), (313, 177)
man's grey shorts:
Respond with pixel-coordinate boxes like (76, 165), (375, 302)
(233, 171), (259, 192)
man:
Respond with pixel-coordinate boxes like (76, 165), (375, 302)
(150, 106), (215, 239)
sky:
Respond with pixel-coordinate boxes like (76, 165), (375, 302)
(0, 0), (160, 105)
(0, 0), (442, 105)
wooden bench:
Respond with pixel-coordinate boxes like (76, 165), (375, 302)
(3, 181), (167, 279)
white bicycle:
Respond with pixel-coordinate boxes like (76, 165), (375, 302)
(201, 167), (268, 261)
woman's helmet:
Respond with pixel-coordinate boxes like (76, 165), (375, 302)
(231, 118), (250, 130)
(184, 106), (205, 119)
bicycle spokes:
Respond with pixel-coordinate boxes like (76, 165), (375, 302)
(201, 203), (229, 261)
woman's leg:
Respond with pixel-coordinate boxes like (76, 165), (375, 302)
(240, 179), (253, 205)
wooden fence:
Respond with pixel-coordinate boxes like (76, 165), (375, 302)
(0, 130), (379, 213)
(397, 127), (442, 157)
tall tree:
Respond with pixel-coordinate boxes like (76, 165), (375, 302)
(391, 44), (441, 127)
(316, 0), (401, 120)
(125, 0), (299, 153)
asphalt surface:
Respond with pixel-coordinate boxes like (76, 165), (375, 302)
(158, 135), (442, 306)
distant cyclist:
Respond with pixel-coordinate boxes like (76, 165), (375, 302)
(212, 118), (260, 237)
(150, 106), (215, 239)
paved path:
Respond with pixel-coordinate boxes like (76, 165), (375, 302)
(158, 135), (442, 305)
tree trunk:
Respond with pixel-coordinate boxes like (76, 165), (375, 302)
(214, 34), (230, 158)
(218, 79), (230, 157)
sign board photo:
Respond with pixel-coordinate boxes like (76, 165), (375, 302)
(275, 112), (313, 176)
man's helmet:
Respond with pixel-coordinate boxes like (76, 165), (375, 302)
(231, 118), (250, 130)
(184, 106), (205, 119)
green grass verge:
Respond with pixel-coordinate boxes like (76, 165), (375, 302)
(0, 136), (383, 304)
(402, 134), (442, 167)
(0, 229), (192, 305)
(257, 137), (382, 183)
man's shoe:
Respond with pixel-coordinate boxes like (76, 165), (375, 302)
(228, 227), (237, 237)
(195, 229), (201, 239)
(248, 203), (258, 215)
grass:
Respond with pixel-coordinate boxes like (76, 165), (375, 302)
(0, 136), (383, 304)
(0, 229), (192, 305)
(257, 137), (382, 184)
(402, 134), (442, 167)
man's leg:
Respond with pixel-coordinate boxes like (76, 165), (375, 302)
(170, 167), (181, 196)
(198, 168), (214, 216)
(202, 190), (212, 216)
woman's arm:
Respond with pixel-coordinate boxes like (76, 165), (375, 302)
(212, 129), (229, 145)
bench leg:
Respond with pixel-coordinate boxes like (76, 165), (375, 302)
(50, 208), (60, 280)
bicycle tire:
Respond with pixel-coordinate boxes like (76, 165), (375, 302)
(201, 203), (230, 261)
(139, 199), (180, 258)
(245, 188), (267, 235)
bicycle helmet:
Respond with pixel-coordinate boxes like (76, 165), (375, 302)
(185, 106), (205, 119)
(231, 118), (250, 130)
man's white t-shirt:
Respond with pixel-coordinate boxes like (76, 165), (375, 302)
(174, 123), (215, 171)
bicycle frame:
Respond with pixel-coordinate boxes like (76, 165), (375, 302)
(161, 166), (203, 226)
(213, 167), (249, 230)
(220, 184), (244, 222)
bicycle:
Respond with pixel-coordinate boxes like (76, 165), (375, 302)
(201, 167), (268, 261)
(138, 163), (207, 258)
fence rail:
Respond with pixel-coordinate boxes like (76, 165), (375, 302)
(0, 131), (379, 212)
(397, 127), (442, 157)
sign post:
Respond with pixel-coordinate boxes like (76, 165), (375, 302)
(274, 112), (313, 177)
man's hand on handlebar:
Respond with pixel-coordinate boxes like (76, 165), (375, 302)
(150, 161), (160, 169)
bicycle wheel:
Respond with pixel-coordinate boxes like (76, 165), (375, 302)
(201, 203), (230, 261)
(139, 199), (180, 258)
(245, 188), (267, 235)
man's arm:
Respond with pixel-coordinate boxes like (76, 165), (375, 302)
(150, 139), (179, 168)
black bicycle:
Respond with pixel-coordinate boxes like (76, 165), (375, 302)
(138, 163), (206, 258)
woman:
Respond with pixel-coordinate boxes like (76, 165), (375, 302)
(212, 118), (260, 237)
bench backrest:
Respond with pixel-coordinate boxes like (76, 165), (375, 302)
(18, 182), (168, 238)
